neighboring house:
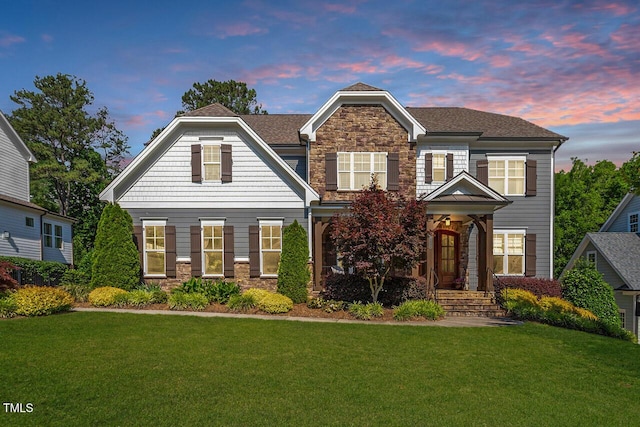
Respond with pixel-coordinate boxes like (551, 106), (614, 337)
(100, 83), (567, 291)
(0, 111), (74, 265)
(563, 192), (640, 341)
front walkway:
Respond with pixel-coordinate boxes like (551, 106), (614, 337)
(73, 307), (521, 327)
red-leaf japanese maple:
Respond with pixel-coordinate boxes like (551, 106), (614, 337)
(330, 180), (427, 303)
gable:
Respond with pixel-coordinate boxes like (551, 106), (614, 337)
(600, 193), (640, 232)
(0, 111), (36, 201)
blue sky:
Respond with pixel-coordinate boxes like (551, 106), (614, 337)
(1, 0), (639, 171)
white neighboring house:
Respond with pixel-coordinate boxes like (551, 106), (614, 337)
(0, 111), (74, 265)
(563, 192), (640, 342)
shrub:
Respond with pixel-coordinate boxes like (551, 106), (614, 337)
(307, 297), (347, 313)
(135, 282), (167, 303)
(258, 293), (294, 314)
(0, 293), (17, 318)
(277, 220), (310, 303)
(208, 280), (240, 304)
(401, 277), (429, 301)
(561, 259), (621, 326)
(322, 274), (416, 306)
(227, 293), (258, 311)
(231, 288), (293, 314)
(126, 290), (154, 307)
(0, 261), (19, 292)
(494, 276), (562, 305)
(60, 268), (93, 302)
(393, 300), (444, 321)
(91, 203), (141, 291)
(168, 292), (208, 311)
(0, 256), (68, 287)
(13, 286), (74, 316)
(88, 286), (129, 307)
(501, 288), (542, 320)
(348, 302), (384, 320)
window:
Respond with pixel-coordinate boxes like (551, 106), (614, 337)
(26, 217), (34, 227)
(203, 145), (221, 181)
(260, 221), (282, 276)
(43, 223), (53, 247)
(338, 152), (387, 190)
(493, 231), (525, 275)
(488, 157), (525, 195)
(586, 251), (597, 266)
(432, 153), (446, 182)
(202, 222), (224, 276)
(144, 222), (166, 276)
(630, 213), (639, 233)
(54, 225), (63, 249)
(619, 310), (626, 329)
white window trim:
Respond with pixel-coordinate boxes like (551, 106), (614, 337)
(432, 151), (448, 183)
(586, 250), (597, 267)
(143, 220), (167, 278)
(337, 151), (388, 191)
(493, 229), (527, 276)
(43, 222), (53, 248)
(54, 225), (63, 249)
(487, 155), (527, 196)
(201, 220), (225, 278)
(619, 309), (626, 329)
(202, 144), (222, 182)
(259, 220), (283, 277)
(629, 212), (639, 233)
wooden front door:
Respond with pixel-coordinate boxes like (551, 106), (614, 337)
(435, 230), (458, 288)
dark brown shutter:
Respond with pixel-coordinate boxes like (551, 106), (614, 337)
(133, 226), (143, 272)
(191, 144), (202, 183)
(166, 225), (176, 278)
(477, 159), (488, 186)
(221, 144), (232, 183)
(525, 233), (536, 277)
(526, 160), (537, 196)
(387, 152), (399, 191)
(326, 153), (337, 191)
(446, 153), (454, 181)
(249, 225), (260, 277)
(190, 225), (202, 277)
(224, 225), (234, 278)
(424, 153), (433, 184)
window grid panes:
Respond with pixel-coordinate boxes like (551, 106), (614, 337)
(489, 158), (525, 195)
(433, 154), (446, 182)
(337, 152), (387, 190)
(203, 145), (221, 181)
(145, 225), (165, 275)
(54, 225), (63, 249)
(493, 232), (525, 275)
(203, 225), (223, 276)
(630, 213), (639, 233)
(43, 223), (52, 248)
(261, 225), (282, 275)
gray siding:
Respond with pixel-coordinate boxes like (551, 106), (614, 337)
(41, 217), (73, 264)
(468, 150), (554, 282)
(279, 155), (307, 180)
(0, 120), (30, 201)
(127, 208), (308, 259)
(0, 203), (42, 260)
(581, 242), (626, 289)
(614, 293), (638, 342)
(608, 196), (640, 232)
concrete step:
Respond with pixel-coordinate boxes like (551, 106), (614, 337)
(445, 309), (507, 317)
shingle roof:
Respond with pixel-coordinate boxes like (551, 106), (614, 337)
(406, 107), (566, 140)
(341, 82), (383, 91)
(182, 103), (236, 117)
(241, 114), (311, 144)
(587, 232), (640, 290)
(0, 194), (75, 222)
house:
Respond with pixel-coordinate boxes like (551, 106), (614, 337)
(563, 192), (640, 341)
(0, 111), (74, 264)
(100, 83), (567, 292)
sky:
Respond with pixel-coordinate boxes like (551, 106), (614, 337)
(1, 0), (638, 172)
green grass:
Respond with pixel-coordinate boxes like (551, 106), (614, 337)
(1, 312), (639, 426)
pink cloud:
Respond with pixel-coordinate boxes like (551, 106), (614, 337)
(611, 24), (639, 50)
(589, 2), (636, 16)
(240, 63), (308, 85)
(214, 22), (268, 39)
(0, 34), (25, 47)
(541, 31), (614, 59)
(324, 3), (356, 14)
(414, 40), (482, 62)
(125, 110), (170, 128)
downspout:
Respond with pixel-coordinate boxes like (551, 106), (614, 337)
(39, 211), (46, 261)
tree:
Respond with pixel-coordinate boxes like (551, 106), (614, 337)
(8, 73), (130, 263)
(330, 181), (427, 303)
(277, 220), (310, 303)
(91, 203), (140, 290)
(621, 151), (640, 194)
(561, 259), (621, 327)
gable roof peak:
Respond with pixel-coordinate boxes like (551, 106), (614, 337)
(181, 103), (237, 117)
(340, 82), (383, 91)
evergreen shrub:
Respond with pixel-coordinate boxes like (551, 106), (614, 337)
(13, 286), (74, 316)
(88, 286), (129, 307)
(277, 220), (310, 303)
(0, 256), (67, 287)
(168, 292), (208, 311)
(0, 293), (17, 318)
(393, 300), (444, 321)
(348, 302), (384, 320)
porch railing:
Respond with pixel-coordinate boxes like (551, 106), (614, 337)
(427, 267), (439, 302)
(486, 268), (501, 301)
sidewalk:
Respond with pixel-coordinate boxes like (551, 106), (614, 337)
(73, 307), (522, 327)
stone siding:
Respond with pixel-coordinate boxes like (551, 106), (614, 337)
(309, 104), (416, 200)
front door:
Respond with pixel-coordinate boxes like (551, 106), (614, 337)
(435, 230), (458, 288)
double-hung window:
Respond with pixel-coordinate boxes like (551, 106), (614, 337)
(203, 145), (221, 181)
(586, 251), (597, 267)
(144, 221), (166, 276)
(338, 152), (387, 190)
(260, 221), (282, 276)
(493, 231), (525, 275)
(202, 221), (224, 276)
(54, 225), (63, 249)
(630, 213), (639, 233)
(432, 153), (446, 182)
(488, 157), (525, 195)
(43, 223), (53, 248)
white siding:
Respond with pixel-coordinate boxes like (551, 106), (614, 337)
(118, 129), (305, 209)
(0, 203), (42, 260)
(416, 144), (469, 196)
(0, 121), (30, 201)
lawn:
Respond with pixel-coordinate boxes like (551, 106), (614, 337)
(1, 312), (639, 426)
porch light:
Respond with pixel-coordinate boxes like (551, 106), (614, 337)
(445, 217), (451, 227)
(2, 231), (9, 240)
